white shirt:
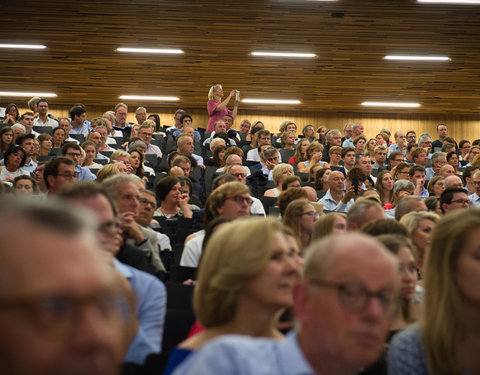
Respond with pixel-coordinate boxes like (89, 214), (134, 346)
(180, 231), (205, 267)
(34, 117), (58, 128)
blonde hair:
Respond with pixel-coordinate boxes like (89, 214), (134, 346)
(400, 211), (440, 237)
(278, 120), (296, 134)
(421, 209), (480, 375)
(208, 84), (222, 100)
(194, 217), (286, 327)
(272, 163), (293, 186)
(96, 163), (120, 183)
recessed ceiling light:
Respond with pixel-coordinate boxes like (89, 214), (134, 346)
(116, 48), (183, 54)
(385, 55), (450, 61)
(119, 95), (179, 101)
(362, 102), (421, 108)
(251, 51), (316, 58)
(0, 91), (56, 97)
(242, 99), (301, 104)
(0, 44), (46, 49)
(418, 0), (480, 3)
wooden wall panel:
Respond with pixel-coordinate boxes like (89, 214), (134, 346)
(2, 0), (480, 114)
(14, 104), (480, 142)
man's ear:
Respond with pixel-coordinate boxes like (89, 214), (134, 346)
(47, 175), (55, 190)
(293, 280), (311, 325)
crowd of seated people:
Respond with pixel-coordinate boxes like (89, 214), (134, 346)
(2, 93), (480, 375)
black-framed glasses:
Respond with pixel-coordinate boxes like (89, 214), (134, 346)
(227, 195), (253, 206)
(139, 197), (156, 210)
(66, 152), (81, 158)
(450, 198), (471, 205)
(308, 279), (398, 317)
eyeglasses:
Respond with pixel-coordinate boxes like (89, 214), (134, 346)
(450, 199), (471, 206)
(302, 211), (320, 219)
(308, 279), (398, 317)
(472, 181), (480, 185)
(56, 172), (78, 179)
(0, 291), (132, 337)
(266, 156), (279, 162)
(139, 197), (156, 210)
(232, 172), (246, 178)
(227, 195), (253, 206)
(66, 152), (81, 158)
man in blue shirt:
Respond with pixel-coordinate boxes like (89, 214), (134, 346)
(61, 142), (96, 181)
(172, 233), (399, 375)
(58, 182), (167, 365)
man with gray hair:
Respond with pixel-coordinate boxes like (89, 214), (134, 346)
(444, 175), (463, 189)
(135, 106), (147, 125)
(173, 233), (399, 375)
(394, 196), (427, 221)
(323, 129), (342, 162)
(57, 182), (167, 365)
(426, 151), (447, 181)
(384, 180), (416, 219)
(346, 198), (385, 231)
(11, 123), (25, 142)
(177, 134), (204, 166)
(342, 123), (363, 148)
(102, 174), (165, 272)
(0, 200), (129, 374)
(418, 133), (433, 156)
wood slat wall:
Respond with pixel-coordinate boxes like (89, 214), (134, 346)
(2, 0), (480, 114)
(13, 104), (480, 142)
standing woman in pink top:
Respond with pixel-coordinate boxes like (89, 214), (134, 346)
(206, 84), (239, 132)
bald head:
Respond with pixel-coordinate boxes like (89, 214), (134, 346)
(444, 175), (463, 189)
(439, 164), (455, 178)
(299, 233), (398, 372)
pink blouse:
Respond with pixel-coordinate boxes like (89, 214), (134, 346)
(207, 99), (232, 132)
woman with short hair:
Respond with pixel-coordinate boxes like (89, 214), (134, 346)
(0, 145), (28, 181)
(154, 176), (193, 220)
(264, 164), (294, 197)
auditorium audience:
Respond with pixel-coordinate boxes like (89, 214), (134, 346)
(4, 98), (480, 374)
